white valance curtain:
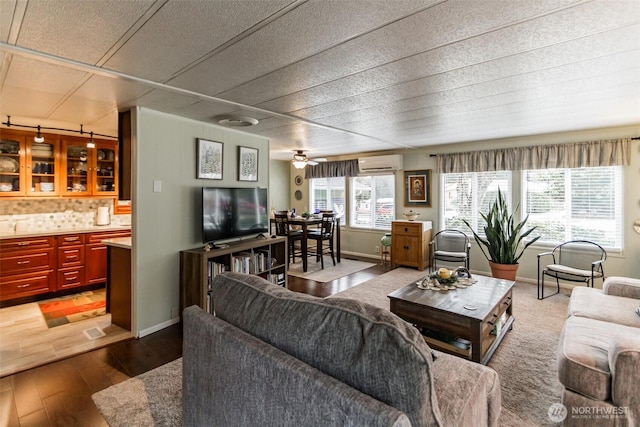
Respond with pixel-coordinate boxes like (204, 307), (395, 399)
(436, 139), (632, 173)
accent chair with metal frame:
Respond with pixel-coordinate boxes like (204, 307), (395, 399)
(429, 229), (471, 273)
(537, 240), (607, 300)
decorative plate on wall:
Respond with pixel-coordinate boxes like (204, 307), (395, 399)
(295, 190), (303, 200)
(295, 175), (303, 186)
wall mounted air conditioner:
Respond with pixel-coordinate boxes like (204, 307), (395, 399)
(358, 154), (403, 173)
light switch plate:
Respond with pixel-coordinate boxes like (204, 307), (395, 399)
(153, 180), (162, 193)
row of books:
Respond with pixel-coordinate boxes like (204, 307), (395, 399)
(206, 249), (281, 289)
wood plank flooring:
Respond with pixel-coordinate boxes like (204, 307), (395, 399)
(0, 256), (386, 426)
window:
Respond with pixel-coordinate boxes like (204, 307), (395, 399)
(441, 171), (512, 236)
(350, 174), (395, 229)
(523, 166), (622, 249)
(309, 177), (345, 224)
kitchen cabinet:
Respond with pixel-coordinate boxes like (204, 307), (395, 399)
(391, 220), (432, 271)
(85, 230), (131, 285)
(56, 234), (85, 290)
(61, 138), (118, 197)
(0, 130), (26, 196)
(0, 129), (118, 199)
(27, 138), (59, 197)
(0, 236), (56, 301)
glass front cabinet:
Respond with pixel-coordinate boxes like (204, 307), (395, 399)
(27, 138), (59, 197)
(0, 131), (25, 196)
(0, 129), (118, 198)
(61, 138), (118, 197)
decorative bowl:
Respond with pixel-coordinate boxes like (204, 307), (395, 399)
(403, 210), (419, 221)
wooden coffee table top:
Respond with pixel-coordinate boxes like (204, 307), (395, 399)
(387, 274), (515, 321)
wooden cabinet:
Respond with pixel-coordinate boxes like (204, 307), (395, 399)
(61, 138), (118, 197)
(85, 230), (131, 285)
(0, 130), (26, 196)
(391, 220), (432, 271)
(0, 129), (118, 199)
(0, 229), (130, 304)
(180, 237), (288, 314)
(0, 236), (56, 301)
(56, 234), (85, 290)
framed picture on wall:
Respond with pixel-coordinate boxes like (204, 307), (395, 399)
(238, 146), (258, 181)
(197, 138), (223, 179)
(404, 170), (431, 207)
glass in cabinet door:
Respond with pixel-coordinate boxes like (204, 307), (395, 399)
(0, 138), (24, 195)
(63, 141), (90, 194)
(28, 140), (57, 196)
(94, 143), (117, 195)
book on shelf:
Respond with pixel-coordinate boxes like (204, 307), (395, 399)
(207, 260), (227, 289)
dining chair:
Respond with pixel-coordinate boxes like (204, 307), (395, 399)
(307, 213), (337, 269)
(274, 212), (302, 265)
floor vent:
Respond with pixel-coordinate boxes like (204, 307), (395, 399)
(83, 327), (106, 340)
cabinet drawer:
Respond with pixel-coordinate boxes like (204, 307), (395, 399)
(57, 267), (85, 290)
(392, 223), (422, 236)
(57, 246), (85, 267)
(0, 249), (55, 274)
(87, 230), (131, 244)
(0, 271), (54, 300)
(0, 236), (54, 252)
(57, 234), (85, 246)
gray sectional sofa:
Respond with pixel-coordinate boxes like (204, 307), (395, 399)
(558, 276), (640, 426)
(183, 272), (502, 426)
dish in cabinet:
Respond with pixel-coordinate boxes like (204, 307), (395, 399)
(0, 156), (19, 173)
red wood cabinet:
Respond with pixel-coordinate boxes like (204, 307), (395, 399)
(0, 236), (56, 301)
(85, 230), (131, 285)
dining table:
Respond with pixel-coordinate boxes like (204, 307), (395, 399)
(286, 216), (341, 272)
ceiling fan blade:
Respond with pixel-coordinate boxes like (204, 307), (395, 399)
(308, 160), (319, 166)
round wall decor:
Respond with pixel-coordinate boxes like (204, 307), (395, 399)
(295, 190), (303, 200)
(295, 175), (303, 186)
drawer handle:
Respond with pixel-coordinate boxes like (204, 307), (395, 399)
(404, 228), (408, 232)
(64, 237), (79, 242)
(17, 284), (30, 288)
(17, 260), (31, 265)
(66, 255), (76, 259)
(65, 275), (77, 281)
(17, 242), (30, 246)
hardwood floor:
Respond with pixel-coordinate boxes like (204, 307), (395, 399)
(1, 256), (386, 427)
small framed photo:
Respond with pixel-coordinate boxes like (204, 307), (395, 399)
(197, 138), (223, 180)
(238, 146), (258, 181)
(404, 170), (431, 207)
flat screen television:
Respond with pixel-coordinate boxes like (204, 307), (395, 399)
(202, 187), (268, 244)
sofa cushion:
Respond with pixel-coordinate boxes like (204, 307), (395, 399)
(568, 287), (640, 328)
(558, 316), (639, 401)
(603, 276), (640, 299)
(211, 272), (442, 426)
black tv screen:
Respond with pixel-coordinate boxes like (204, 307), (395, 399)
(202, 187), (268, 243)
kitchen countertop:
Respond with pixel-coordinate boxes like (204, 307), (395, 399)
(102, 236), (132, 249)
(0, 225), (131, 240)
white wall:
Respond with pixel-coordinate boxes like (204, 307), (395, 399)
(132, 107), (269, 336)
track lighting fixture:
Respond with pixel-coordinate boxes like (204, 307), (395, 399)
(1, 116), (117, 143)
(34, 125), (44, 143)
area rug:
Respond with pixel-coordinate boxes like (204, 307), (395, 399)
(92, 268), (570, 427)
(92, 358), (182, 427)
(38, 289), (106, 328)
(287, 258), (375, 282)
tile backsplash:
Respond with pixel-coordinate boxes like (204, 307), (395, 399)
(0, 199), (131, 233)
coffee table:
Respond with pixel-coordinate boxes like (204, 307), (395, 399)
(387, 275), (514, 365)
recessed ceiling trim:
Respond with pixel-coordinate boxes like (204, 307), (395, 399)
(0, 41), (415, 149)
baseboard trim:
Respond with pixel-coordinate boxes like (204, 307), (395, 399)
(138, 317), (180, 338)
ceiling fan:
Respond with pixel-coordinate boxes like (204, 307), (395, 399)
(291, 150), (326, 169)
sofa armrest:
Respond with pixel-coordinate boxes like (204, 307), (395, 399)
(603, 276), (640, 299)
(608, 334), (640, 419)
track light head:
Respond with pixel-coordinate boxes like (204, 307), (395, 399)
(34, 125), (44, 143)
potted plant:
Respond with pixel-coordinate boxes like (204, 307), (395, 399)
(463, 189), (540, 280)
